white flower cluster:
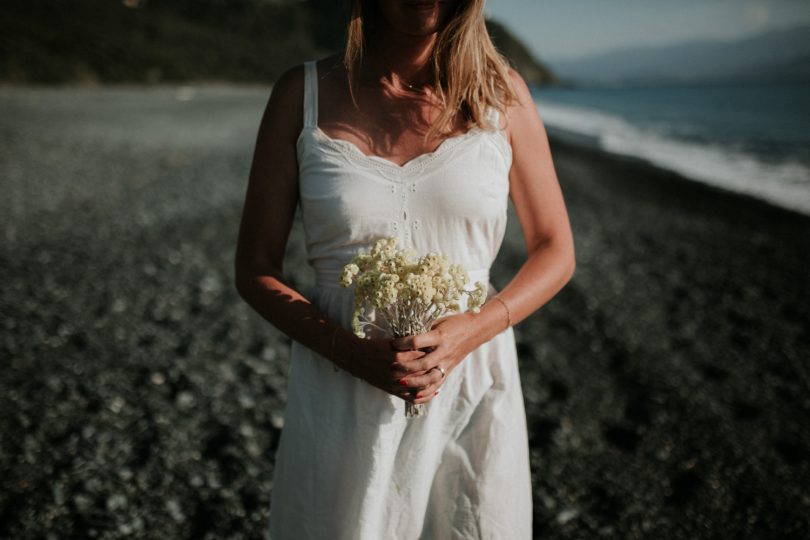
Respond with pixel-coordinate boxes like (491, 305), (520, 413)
(340, 237), (487, 339)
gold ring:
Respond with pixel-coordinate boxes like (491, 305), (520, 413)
(432, 366), (446, 378)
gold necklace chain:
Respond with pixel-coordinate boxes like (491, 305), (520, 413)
(399, 79), (430, 94)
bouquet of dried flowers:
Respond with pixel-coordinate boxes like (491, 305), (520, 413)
(340, 237), (487, 417)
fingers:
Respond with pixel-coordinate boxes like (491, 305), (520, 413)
(412, 386), (439, 405)
(395, 383), (440, 405)
(398, 366), (444, 394)
(394, 349), (426, 364)
(395, 355), (433, 375)
(390, 350), (427, 379)
(390, 358), (428, 380)
(390, 363), (446, 404)
(390, 330), (441, 351)
(376, 335), (448, 405)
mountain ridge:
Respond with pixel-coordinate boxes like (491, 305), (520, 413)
(548, 23), (810, 88)
(0, 0), (556, 87)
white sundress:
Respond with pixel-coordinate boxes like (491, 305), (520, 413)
(267, 60), (532, 540)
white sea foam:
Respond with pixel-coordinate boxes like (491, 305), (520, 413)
(535, 100), (810, 215)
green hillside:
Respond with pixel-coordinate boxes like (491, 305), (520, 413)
(485, 19), (559, 86)
(0, 0), (557, 86)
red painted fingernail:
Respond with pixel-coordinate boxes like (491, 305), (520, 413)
(415, 392), (422, 398)
(400, 379), (408, 386)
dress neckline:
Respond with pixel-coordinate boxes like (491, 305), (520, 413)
(301, 60), (504, 174)
(309, 124), (488, 172)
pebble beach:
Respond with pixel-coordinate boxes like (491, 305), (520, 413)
(1, 84), (808, 539)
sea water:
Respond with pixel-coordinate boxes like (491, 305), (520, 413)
(532, 82), (810, 215)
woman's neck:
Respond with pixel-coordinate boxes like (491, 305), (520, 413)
(363, 31), (437, 88)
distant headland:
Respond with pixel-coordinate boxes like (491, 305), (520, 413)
(0, 0), (559, 87)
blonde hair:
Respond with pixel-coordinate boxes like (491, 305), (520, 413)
(343, 0), (519, 141)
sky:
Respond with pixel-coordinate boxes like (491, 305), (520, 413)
(484, 0), (810, 62)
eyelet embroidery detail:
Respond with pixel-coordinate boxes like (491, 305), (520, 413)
(311, 125), (485, 176)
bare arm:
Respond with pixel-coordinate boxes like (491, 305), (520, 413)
(472, 67), (576, 340)
(234, 64), (424, 396)
(393, 68), (575, 400)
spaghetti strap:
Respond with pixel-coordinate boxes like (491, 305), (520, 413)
(303, 61), (318, 128)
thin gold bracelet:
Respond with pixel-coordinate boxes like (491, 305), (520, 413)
(492, 296), (512, 330)
(329, 325), (340, 372)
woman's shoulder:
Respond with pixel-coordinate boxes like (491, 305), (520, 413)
(271, 63), (305, 103)
(500, 67), (538, 143)
(271, 54), (343, 99)
(314, 52), (344, 72)
(503, 67), (533, 117)
(262, 55), (345, 142)
(258, 63), (310, 145)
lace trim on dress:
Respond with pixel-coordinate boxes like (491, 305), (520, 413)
(300, 60), (511, 174)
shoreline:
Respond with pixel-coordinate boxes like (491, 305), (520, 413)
(548, 135), (810, 230)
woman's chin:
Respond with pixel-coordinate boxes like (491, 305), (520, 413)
(380, 0), (458, 36)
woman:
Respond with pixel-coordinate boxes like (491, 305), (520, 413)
(235, 0), (575, 538)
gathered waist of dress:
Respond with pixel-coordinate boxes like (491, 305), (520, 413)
(313, 262), (491, 291)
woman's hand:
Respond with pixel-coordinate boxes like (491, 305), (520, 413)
(339, 334), (430, 402)
(389, 311), (482, 405)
